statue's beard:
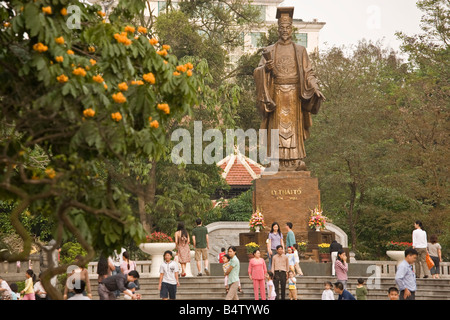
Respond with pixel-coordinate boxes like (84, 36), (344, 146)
(280, 34), (292, 42)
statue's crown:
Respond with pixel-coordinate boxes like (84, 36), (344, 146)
(276, 7), (294, 24)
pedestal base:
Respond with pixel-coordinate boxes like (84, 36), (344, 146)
(253, 171), (321, 242)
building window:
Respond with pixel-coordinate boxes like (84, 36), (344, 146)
(250, 32), (264, 48)
(294, 33), (308, 47)
(158, 1), (166, 14)
(252, 5), (266, 21)
(158, 1), (179, 15)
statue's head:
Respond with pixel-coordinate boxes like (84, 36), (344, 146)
(276, 7), (294, 42)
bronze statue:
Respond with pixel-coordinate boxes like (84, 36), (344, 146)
(254, 7), (325, 171)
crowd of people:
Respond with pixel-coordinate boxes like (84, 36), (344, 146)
(0, 219), (444, 301)
(220, 219), (443, 301)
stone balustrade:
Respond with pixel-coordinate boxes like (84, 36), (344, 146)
(2, 258), (449, 278)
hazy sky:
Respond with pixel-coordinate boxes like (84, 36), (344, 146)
(280, 0), (424, 53)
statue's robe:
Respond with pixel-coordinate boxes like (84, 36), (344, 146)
(254, 41), (322, 167)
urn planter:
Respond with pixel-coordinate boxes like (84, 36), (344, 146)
(139, 242), (176, 277)
(386, 250), (405, 266)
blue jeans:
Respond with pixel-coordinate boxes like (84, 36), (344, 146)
(112, 266), (121, 297)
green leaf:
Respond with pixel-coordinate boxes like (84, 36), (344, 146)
(24, 4), (41, 37)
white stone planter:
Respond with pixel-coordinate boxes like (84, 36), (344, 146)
(386, 250), (405, 266)
(139, 242), (176, 277)
(184, 250), (196, 277)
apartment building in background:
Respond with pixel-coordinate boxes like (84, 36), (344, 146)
(146, 0), (326, 63)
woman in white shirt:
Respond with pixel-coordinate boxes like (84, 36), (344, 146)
(412, 220), (431, 278)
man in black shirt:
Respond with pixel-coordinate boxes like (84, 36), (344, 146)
(98, 270), (140, 300)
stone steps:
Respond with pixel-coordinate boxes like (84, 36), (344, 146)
(89, 276), (450, 300)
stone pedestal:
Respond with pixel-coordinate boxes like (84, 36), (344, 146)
(307, 230), (336, 263)
(307, 230), (336, 252)
(253, 171), (321, 241)
(236, 231), (268, 262)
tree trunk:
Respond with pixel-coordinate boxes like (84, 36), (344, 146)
(138, 196), (151, 234)
(138, 159), (157, 234)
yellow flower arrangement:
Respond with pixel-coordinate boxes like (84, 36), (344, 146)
(318, 243), (330, 254)
(245, 242), (259, 254)
(297, 241), (308, 252)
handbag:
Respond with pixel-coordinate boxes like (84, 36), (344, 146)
(425, 253), (434, 270)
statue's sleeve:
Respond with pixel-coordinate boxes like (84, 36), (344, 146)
(300, 47), (322, 115)
(254, 56), (275, 116)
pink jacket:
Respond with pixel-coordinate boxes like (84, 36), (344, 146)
(248, 258), (267, 280)
(335, 260), (348, 281)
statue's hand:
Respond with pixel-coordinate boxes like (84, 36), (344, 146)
(265, 100), (276, 112)
(265, 60), (274, 72)
(314, 88), (326, 101)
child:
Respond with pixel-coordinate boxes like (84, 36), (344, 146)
(287, 270), (297, 300)
(222, 254), (231, 293)
(10, 283), (19, 300)
(222, 254), (242, 294)
(286, 246), (296, 274)
(266, 271), (276, 300)
(355, 278), (368, 300)
(292, 244), (304, 276)
(158, 250), (180, 300)
(20, 269), (36, 300)
(387, 287), (399, 300)
(218, 248), (226, 263)
(321, 281), (334, 300)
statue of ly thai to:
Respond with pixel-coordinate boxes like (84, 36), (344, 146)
(254, 7), (325, 171)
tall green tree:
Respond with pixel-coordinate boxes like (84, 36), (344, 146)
(114, 0), (265, 235)
(306, 0), (449, 258)
(0, 0), (201, 298)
